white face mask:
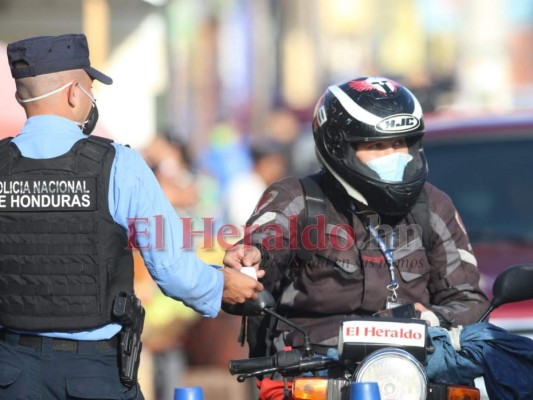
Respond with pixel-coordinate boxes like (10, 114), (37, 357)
(76, 84), (99, 135)
(17, 81), (98, 135)
(17, 81), (74, 103)
(366, 152), (413, 182)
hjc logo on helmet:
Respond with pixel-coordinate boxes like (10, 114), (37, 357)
(376, 114), (421, 133)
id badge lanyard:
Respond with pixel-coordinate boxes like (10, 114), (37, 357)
(366, 222), (400, 303)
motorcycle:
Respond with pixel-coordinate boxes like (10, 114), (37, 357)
(223, 264), (533, 400)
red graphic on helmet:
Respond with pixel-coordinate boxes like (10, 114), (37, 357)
(348, 78), (400, 96)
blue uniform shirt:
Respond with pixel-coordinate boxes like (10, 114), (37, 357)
(7, 115), (223, 339)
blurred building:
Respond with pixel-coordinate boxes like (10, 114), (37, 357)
(2, 0), (533, 148)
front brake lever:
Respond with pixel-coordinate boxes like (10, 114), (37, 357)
(236, 367), (280, 382)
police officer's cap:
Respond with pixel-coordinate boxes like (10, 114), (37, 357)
(7, 33), (112, 84)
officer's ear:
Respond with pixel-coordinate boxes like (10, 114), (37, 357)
(66, 82), (80, 108)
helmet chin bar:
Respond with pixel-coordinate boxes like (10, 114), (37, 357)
(318, 149), (425, 217)
(317, 152), (368, 206)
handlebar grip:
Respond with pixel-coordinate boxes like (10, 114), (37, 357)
(229, 355), (277, 375)
(228, 349), (303, 375)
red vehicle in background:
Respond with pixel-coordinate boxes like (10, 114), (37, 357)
(424, 112), (533, 336)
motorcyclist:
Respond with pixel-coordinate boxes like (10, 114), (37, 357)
(223, 77), (490, 398)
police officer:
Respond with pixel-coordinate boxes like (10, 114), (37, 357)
(224, 77), (489, 398)
(0, 33), (263, 400)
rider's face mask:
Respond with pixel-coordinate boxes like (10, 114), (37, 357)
(366, 152), (413, 182)
(76, 84), (99, 135)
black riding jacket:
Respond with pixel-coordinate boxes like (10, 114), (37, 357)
(243, 174), (489, 351)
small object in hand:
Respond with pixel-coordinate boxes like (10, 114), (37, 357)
(241, 266), (257, 280)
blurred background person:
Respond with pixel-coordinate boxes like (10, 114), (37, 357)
(224, 139), (288, 229)
(261, 107), (305, 175)
(135, 133), (200, 400)
(133, 255), (200, 400)
(143, 133), (198, 214)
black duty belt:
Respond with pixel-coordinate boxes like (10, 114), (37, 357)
(0, 329), (118, 351)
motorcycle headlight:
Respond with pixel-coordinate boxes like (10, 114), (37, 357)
(355, 348), (427, 400)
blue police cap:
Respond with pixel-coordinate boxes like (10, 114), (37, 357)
(7, 33), (112, 84)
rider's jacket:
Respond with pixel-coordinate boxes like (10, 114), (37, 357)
(243, 174), (489, 351)
(0, 137), (133, 331)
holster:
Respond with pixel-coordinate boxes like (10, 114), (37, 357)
(112, 292), (145, 387)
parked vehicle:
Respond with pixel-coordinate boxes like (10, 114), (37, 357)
(423, 113), (533, 399)
(224, 264), (533, 400)
(423, 112), (533, 336)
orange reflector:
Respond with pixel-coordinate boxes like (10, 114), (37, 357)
(448, 385), (480, 400)
(292, 378), (328, 400)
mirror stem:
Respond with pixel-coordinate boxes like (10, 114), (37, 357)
(477, 305), (495, 323)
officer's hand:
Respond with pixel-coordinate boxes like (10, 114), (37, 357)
(221, 267), (264, 304)
(223, 244), (265, 279)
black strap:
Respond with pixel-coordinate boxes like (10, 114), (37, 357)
(0, 137), (13, 147)
(79, 136), (114, 165)
(410, 188), (433, 251)
(0, 137), (14, 172)
(0, 329), (118, 351)
(297, 174), (326, 262)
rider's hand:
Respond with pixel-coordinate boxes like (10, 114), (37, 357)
(221, 267), (264, 304)
(414, 302), (440, 327)
(223, 244), (265, 279)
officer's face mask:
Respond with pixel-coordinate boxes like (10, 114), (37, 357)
(76, 84), (99, 135)
(17, 81), (74, 104)
(366, 152), (413, 182)
(16, 81), (99, 135)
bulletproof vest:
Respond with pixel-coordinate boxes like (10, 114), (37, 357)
(0, 136), (134, 331)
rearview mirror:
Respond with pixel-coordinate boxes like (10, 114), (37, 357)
(478, 264), (533, 322)
(491, 264), (533, 308)
(221, 290), (275, 316)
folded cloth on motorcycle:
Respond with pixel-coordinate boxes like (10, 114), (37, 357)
(426, 322), (533, 400)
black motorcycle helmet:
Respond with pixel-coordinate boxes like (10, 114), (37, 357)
(312, 76), (428, 217)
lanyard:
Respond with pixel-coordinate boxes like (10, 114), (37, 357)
(366, 222), (399, 301)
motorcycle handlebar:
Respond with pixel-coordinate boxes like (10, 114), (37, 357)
(229, 349), (337, 376)
(229, 349), (302, 375)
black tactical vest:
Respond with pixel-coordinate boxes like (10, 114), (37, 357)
(0, 136), (134, 331)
